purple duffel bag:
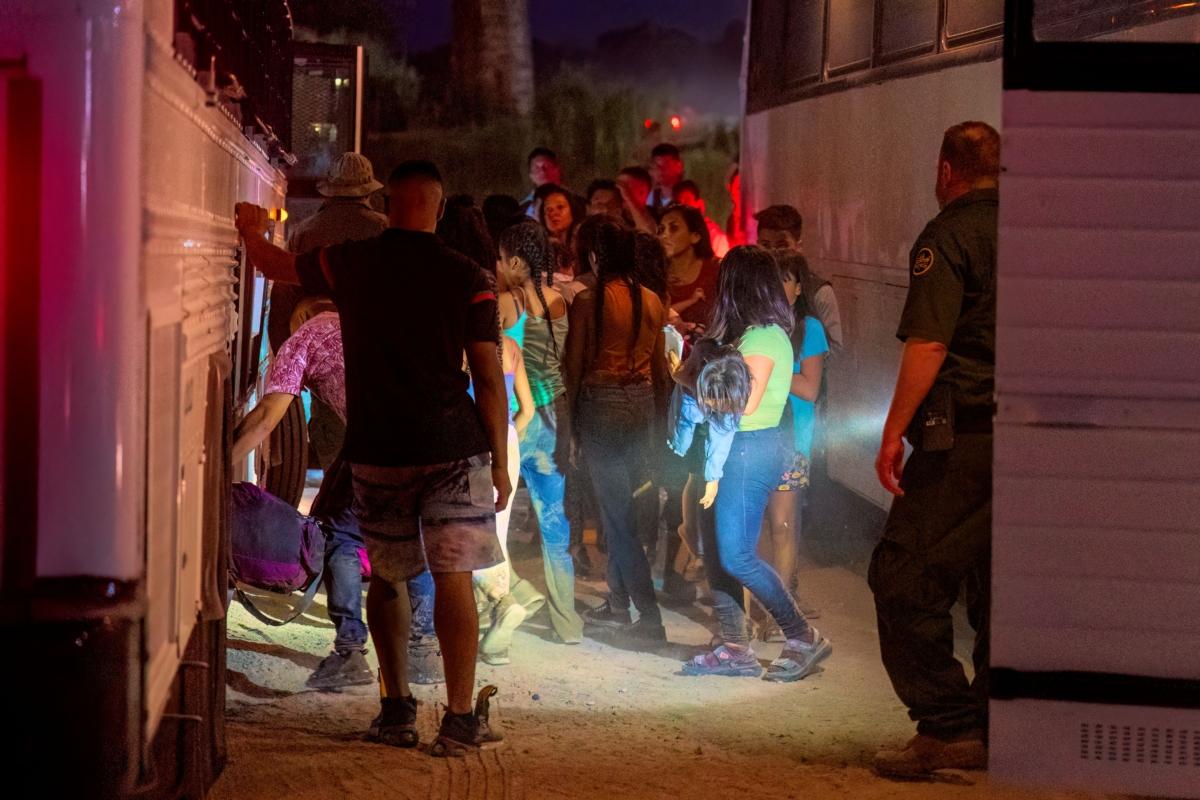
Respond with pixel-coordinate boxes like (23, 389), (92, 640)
(230, 482), (326, 625)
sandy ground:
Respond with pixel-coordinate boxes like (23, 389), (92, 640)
(212, 491), (1111, 800)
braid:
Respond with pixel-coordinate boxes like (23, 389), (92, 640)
(587, 218), (639, 363)
(499, 220), (559, 355)
(530, 258), (559, 357)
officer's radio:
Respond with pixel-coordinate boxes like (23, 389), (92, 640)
(918, 384), (955, 452)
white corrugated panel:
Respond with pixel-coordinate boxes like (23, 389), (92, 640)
(993, 89), (1200, 797)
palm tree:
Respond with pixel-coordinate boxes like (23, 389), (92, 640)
(450, 0), (534, 120)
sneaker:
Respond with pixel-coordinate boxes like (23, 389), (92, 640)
(480, 595), (527, 665)
(621, 616), (666, 643)
(431, 686), (505, 757)
(408, 635), (445, 685)
(874, 732), (987, 777)
(583, 600), (631, 629)
(762, 628), (832, 682)
(367, 695), (419, 748)
(306, 650), (374, 690)
(681, 644), (762, 677)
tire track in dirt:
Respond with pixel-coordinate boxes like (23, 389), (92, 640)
(422, 698), (524, 800)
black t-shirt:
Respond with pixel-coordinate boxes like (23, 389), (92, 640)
(296, 228), (500, 466)
(896, 189), (998, 410)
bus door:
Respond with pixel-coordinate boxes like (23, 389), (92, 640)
(991, 1), (1200, 796)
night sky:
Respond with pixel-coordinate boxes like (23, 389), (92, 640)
(396, 0), (746, 53)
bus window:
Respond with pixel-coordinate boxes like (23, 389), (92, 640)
(879, 0), (939, 60)
(945, 0), (1004, 45)
(1034, 0), (1200, 42)
(783, 0), (825, 85)
(827, 0), (874, 74)
(748, 0), (787, 108)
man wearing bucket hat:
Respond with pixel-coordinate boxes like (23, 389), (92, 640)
(268, 152), (388, 352)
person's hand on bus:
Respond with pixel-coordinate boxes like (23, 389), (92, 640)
(699, 480), (719, 509)
(234, 202), (270, 239)
(875, 434), (906, 497)
(492, 462), (513, 513)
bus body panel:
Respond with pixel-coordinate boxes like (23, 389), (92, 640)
(1, 0), (147, 581)
(741, 60), (1001, 508)
(140, 18), (287, 741)
(3, 0), (286, 789)
(990, 87), (1200, 798)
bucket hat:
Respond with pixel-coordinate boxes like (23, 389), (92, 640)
(317, 152), (384, 197)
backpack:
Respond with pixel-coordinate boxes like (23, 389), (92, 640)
(230, 482), (327, 626)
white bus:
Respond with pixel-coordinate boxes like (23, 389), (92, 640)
(2, 1), (290, 795)
(742, 1), (1200, 796)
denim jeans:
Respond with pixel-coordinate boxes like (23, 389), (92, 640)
(314, 459), (436, 654)
(579, 383), (661, 624)
(703, 426), (809, 646)
(318, 506), (436, 652)
(518, 395), (583, 641)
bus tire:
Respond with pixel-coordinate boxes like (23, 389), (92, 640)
(263, 395), (308, 508)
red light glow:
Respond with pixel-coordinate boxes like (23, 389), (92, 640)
(669, 115), (683, 130)
(643, 118), (654, 130)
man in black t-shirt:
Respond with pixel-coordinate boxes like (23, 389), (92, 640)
(235, 160), (511, 757)
(870, 122), (999, 778)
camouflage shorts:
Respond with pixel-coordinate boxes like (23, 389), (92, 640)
(350, 454), (502, 582)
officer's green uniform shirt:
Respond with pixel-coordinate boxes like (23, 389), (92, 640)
(896, 188), (998, 410)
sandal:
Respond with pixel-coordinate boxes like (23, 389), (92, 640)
(763, 629), (832, 683)
(682, 644), (762, 677)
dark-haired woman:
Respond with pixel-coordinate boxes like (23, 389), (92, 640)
(749, 252), (830, 642)
(658, 204), (721, 337)
(682, 246), (831, 681)
(497, 221), (584, 644)
(437, 195), (498, 273)
(537, 184), (582, 282)
(565, 218), (669, 641)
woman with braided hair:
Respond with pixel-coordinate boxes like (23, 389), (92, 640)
(496, 221), (584, 644)
(564, 217), (670, 642)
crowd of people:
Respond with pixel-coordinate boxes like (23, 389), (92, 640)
(233, 122), (999, 778)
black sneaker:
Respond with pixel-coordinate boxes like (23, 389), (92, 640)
(583, 601), (632, 629)
(306, 650), (374, 690)
(431, 686), (505, 757)
(367, 695), (419, 748)
(408, 635), (444, 685)
(621, 616), (666, 643)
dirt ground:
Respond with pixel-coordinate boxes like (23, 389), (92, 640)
(212, 491), (1110, 800)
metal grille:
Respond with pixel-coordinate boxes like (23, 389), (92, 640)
(1080, 723), (1200, 768)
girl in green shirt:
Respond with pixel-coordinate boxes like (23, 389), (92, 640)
(681, 246), (831, 683)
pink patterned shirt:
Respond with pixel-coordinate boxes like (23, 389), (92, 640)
(265, 312), (347, 420)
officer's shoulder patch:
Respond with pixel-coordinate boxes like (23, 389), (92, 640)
(912, 247), (935, 277)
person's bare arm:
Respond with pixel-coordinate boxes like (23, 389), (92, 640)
(789, 354), (825, 402)
(741, 354), (776, 418)
(670, 287), (704, 316)
(814, 285), (844, 354)
(562, 291), (593, 425)
(235, 202), (299, 284)
(875, 338), (947, 496)
(232, 392), (296, 462)
(509, 341), (535, 437)
(466, 340), (512, 512)
(618, 181), (658, 234)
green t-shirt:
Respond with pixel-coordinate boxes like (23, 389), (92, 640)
(737, 324), (794, 432)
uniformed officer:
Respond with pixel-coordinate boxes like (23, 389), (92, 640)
(869, 121), (1000, 778)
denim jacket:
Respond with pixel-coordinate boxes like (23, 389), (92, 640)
(667, 384), (738, 482)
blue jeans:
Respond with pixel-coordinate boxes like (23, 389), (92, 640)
(314, 459), (436, 654)
(579, 383), (661, 624)
(518, 395), (583, 641)
(704, 426), (809, 646)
